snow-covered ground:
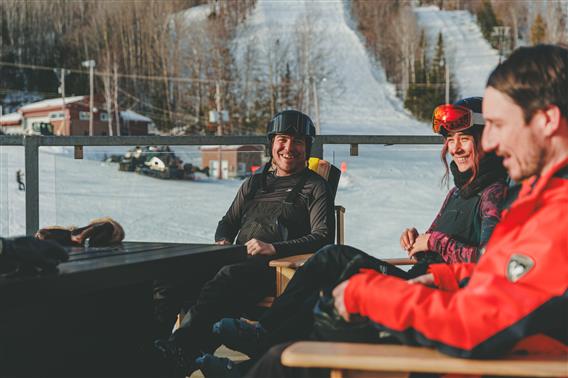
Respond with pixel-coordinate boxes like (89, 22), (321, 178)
(1, 1), (500, 259)
(0, 145), (445, 258)
(415, 6), (500, 98)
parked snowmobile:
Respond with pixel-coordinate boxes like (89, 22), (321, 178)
(118, 146), (146, 172)
(118, 146), (200, 180)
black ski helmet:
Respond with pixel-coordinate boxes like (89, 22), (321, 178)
(454, 96), (484, 139)
(435, 97), (485, 138)
(266, 110), (316, 158)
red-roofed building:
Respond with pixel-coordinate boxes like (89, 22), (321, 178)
(1, 96), (153, 136)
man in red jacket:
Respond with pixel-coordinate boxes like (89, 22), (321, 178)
(332, 43), (568, 358)
(244, 44), (568, 378)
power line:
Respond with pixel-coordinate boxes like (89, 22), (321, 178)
(0, 61), (235, 85)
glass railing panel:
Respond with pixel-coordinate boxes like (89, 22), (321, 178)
(40, 145), (266, 244)
(0, 146), (26, 237)
(325, 144), (447, 259)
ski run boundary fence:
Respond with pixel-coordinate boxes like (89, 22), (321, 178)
(0, 134), (442, 234)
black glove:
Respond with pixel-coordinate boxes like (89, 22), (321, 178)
(0, 236), (69, 273)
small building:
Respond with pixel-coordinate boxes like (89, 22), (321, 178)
(120, 110), (153, 136)
(201, 145), (264, 179)
(19, 96), (108, 136)
(7, 96), (153, 136)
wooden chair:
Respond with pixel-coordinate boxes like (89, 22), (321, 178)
(281, 341), (568, 378)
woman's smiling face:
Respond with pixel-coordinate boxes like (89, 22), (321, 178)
(447, 131), (478, 172)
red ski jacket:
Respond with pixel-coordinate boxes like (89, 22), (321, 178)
(344, 158), (568, 358)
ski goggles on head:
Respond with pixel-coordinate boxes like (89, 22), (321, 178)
(432, 104), (485, 135)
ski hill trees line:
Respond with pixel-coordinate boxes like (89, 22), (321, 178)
(351, 0), (567, 120)
(0, 0), (336, 135)
(1, 0), (566, 132)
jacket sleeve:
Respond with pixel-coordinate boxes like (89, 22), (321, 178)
(427, 263), (476, 291)
(214, 177), (253, 243)
(272, 178), (335, 257)
(427, 182), (507, 263)
(344, 237), (568, 358)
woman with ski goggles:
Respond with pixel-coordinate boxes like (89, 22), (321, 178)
(399, 97), (509, 263)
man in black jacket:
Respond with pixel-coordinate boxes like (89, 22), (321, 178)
(154, 110), (335, 375)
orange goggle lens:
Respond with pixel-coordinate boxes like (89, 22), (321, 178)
(432, 104), (475, 134)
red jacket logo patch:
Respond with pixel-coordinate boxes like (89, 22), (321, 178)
(507, 254), (535, 282)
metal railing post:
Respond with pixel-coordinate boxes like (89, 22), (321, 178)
(312, 138), (324, 159)
(24, 135), (40, 235)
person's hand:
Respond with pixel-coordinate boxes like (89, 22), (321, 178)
(245, 239), (276, 256)
(215, 239), (231, 245)
(1, 236), (69, 272)
(332, 280), (351, 322)
(407, 233), (431, 259)
(407, 273), (435, 286)
(400, 227), (419, 251)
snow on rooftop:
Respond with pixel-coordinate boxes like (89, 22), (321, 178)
(120, 110), (153, 123)
(19, 96), (85, 112)
(414, 6), (500, 98)
(0, 112), (22, 123)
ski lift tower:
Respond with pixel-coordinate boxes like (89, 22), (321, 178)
(491, 26), (510, 64)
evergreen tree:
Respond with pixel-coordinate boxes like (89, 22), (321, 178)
(531, 13), (547, 45)
(476, 0), (501, 46)
(405, 32), (457, 121)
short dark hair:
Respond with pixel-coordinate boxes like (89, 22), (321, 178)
(486, 44), (568, 123)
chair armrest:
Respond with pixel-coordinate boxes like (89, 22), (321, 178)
(281, 342), (568, 377)
(383, 257), (415, 265)
(269, 253), (313, 269)
(269, 255), (415, 269)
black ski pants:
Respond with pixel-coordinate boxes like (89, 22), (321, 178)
(169, 254), (275, 359)
(256, 244), (434, 352)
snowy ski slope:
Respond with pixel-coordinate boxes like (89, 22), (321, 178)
(415, 6), (500, 97)
(236, 0), (428, 134)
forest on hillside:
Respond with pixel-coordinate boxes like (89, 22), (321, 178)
(0, 0), (337, 134)
(1, 0), (567, 131)
(351, 0), (567, 120)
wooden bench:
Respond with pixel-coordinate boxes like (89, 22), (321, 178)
(281, 341), (568, 378)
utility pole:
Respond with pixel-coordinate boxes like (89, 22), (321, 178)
(82, 60), (96, 136)
(61, 68), (66, 134)
(55, 68), (69, 134)
(215, 81), (223, 179)
(311, 77), (321, 134)
(445, 60), (450, 104)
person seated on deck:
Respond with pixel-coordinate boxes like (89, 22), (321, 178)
(197, 96), (509, 377)
(0, 236), (68, 274)
(152, 110), (336, 376)
(242, 44), (568, 378)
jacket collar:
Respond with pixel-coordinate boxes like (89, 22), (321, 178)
(518, 156), (568, 200)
